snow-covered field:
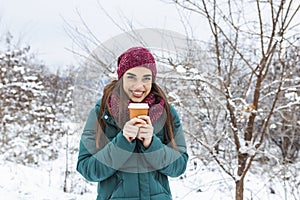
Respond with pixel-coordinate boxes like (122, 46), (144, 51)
(1, 147), (298, 200)
(0, 123), (298, 200)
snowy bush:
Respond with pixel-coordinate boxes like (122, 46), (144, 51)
(0, 35), (74, 166)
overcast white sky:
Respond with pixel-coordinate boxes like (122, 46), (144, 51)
(0, 0), (208, 70)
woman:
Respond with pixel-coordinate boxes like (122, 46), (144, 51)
(77, 46), (188, 200)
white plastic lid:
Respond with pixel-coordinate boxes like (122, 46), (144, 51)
(128, 103), (149, 109)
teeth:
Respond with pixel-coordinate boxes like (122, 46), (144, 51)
(133, 91), (143, 95)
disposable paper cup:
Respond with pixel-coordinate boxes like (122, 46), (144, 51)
(128, 103), (149, 119)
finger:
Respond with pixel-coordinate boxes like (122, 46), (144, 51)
(139, 125), (153, 131)
(136, 135), (144, 140)
(138, 131), (152, 137)
(135, 123), (148, 128)
(124, 126), (139, 135)
(137, 115), (152, 125)
(125, 132), (138, 139)
(123, 130), (135, 137)
(130, 117), (147, 125)
(138, 132), (153, 139)
(138, 127), (153, 134)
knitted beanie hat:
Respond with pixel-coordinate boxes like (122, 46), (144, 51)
(117, 47), (157, 80)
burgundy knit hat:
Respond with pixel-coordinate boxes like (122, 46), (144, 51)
(117, 47), (157, 80)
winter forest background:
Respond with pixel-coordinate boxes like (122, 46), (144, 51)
(0, 0), (299, 200)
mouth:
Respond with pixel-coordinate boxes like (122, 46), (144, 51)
(130, 90), (145, 98)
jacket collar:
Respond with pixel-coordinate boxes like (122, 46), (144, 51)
(101, 109), (117, 126)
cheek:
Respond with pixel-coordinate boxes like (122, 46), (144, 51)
(123, 81), (131, 91)
(145, 83), (152, 93)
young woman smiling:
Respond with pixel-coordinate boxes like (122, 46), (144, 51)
(77, 47), (188, 200)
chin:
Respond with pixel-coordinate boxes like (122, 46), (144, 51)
(130, 96), (145, 102)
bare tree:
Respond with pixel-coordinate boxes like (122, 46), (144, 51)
(165, 0), (300, 199)
(63, 1), (299, 198)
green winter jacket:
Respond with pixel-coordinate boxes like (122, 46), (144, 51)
(77, 100), (188, 200)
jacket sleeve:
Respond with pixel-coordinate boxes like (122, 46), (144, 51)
(140, 104), (188, 177)
(76, 108), (136, 182)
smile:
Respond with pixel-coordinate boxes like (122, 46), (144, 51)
(131, 90), (145, 98)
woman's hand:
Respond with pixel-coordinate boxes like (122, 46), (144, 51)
(136, 116), (153, 148)
(123, 117), (147, 142)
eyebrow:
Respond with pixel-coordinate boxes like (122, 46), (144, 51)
(143, 74), (152, 77)
(126, 72), (152, 77)
(126, 72), (136, 76)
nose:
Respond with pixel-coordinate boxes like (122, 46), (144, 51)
(133, 80), (145, 90)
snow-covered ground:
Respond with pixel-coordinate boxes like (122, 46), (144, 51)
(0, 123), (298, 200)
(1, 149), (298, 200)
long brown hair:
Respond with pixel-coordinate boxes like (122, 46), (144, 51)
(95, 79), (177, 149)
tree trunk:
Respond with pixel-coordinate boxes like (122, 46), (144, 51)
(63, 130), (69, 192)
(236, 178), (244, 200)
(236, 152), (247, 200)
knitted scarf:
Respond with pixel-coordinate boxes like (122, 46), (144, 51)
(109, 92), (165, 125)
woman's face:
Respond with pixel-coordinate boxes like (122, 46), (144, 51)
(123, 66), (153, 102)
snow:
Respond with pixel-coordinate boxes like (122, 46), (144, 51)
(1, 138), (298, 200)
(0, 163), (289, 200)
(176, 65), (186, 73)
(239, 145), (256, 156)
(0, 161), (95, 200)
(24, 76), (38, 81)
(270, 124), (277, 129)
(1, 46), (299, 199)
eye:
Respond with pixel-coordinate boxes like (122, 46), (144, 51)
(127, 75), (136, 79)
(143, 77), (151, 81)
(143, 75), (152, 81)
